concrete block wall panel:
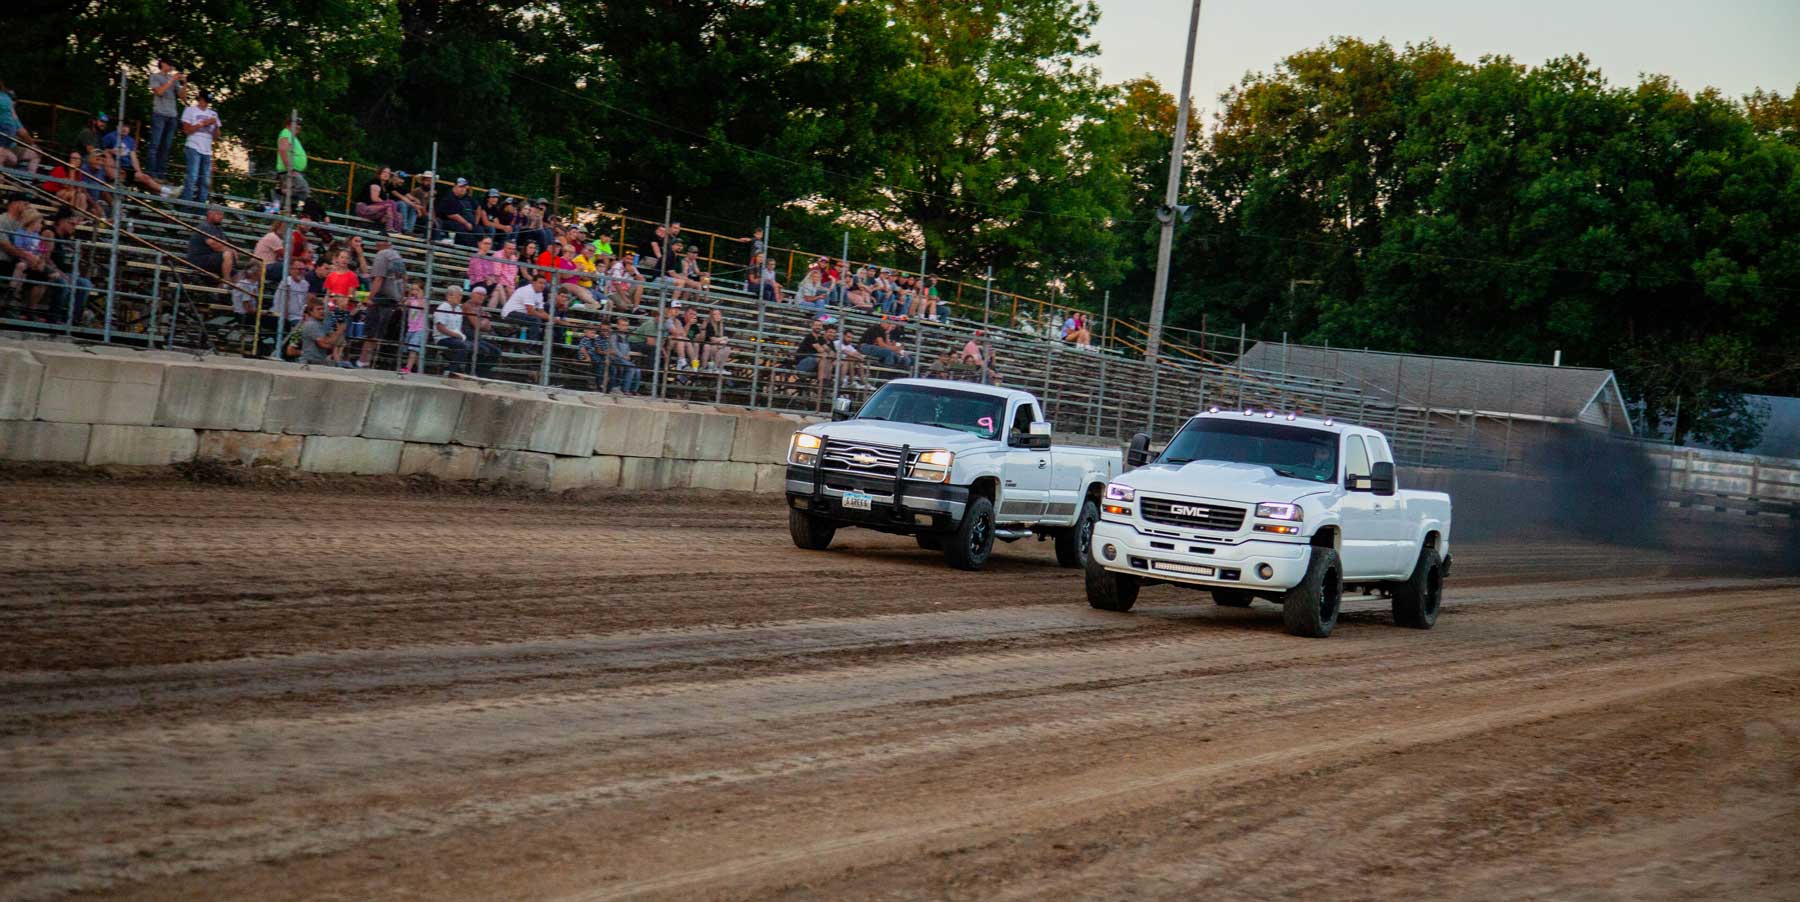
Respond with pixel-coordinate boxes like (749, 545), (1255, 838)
(0, 347), (44, 419)
(34, 353), (165, 426)
(197, 431), (304, 468)
(154, 364), (273, 431)
(363, 383), (466, 444)
(662, 411), (737, 460)
(86, 425), (198, 466)
(298, 435), (405, 475)
(398, 443), (484, 481)
(261, 375), (375, 436)
(591, 405), (669, 457)
(0, 420), (90, 462)
(730, 414), (801, 465)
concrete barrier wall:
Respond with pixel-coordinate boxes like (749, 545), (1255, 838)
(0, 339), (818, 492)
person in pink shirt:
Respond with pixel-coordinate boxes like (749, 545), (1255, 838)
(465, 236), (499, 296)
(491, 240), (520, 299)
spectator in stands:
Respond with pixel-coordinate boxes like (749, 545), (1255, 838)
(298, 299), (346, 365)
(252, 219), (288, 282)
(185, 207), (236, 285)
(832, 323), (870, 388)
(3, 206), (46, 318)
(99, 123), (171, 196)
(432, 285), (495, 377)
(791, 320), (829, 385)
(603, 317), (640, 393)
(361, 235), (408, 367)
(608, 251), (644, 310)
(0, 82), (43, 176)
(517, 198), (551, 250)
(794, 263), (830, 314)
(628, 308), (660, 362)
(43, 207), (91, 324)
(571, 239), (603, 307)
(699, 307), (733, 374)
(398, 281), (428, 373)
(275, 116), (308, 208)
(1061, 311), (1091, 347)
(502, 273), (551, 340)
(146, 60), (185, 179)
(845, 265), (875, 312)
(73, 112), (110, 156)
(536, 238), (595, 308)
(229, 263), (261, 322)
(475, 188), (505, 236)
(671, 246), (704, 302)
(270, 256), (311, 331)
(465, 235), (499, 296)
(77, 152), (108, 209)
(911, 276), (941, 321)
(179, 90), (221, 202)
(397, 170), (429, 234)
(355, 166), (403, 232)
(665, 303), (699, 378)
(492, 239), (520, 299)
(47, 152), (102, 216)
(858, 317), (901, 368)
(434, 178), (477, 244)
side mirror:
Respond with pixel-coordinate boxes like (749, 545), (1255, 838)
(1370, 461), (1396, 496)
(831, 396), (853, 421)
(1125, 432), (1152, 470)
(1028, 421), (1052, 437)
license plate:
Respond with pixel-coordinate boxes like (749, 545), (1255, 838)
(1151, 560), (1215, 577)
(841, 492), (874, 511)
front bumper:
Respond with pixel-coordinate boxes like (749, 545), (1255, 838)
(785, 464), (970, 532)
(1090, 519), (1312, 591)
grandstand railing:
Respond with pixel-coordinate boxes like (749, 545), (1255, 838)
(1, 166), (1528, 472)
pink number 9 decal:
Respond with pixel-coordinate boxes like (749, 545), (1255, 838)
(978, 416), (995, 432)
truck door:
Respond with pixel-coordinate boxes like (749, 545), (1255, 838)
(1336, 435), (1391, 578)
(999, 401), (1050, 521)
(1364, 434), (1410, 574)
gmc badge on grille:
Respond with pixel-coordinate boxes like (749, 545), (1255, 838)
(1169, 505), (1209, 517)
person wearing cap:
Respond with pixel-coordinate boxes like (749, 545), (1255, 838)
(99, 122), (172, 196)
(73, 112), (112, 156)
(474, 187), (505, 238)
(433, 178), (476, 245)
(179, 89), (221, 202)
(274, 115), (308, 208)
(147, 59), (185, 179)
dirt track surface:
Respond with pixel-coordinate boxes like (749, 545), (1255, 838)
(2, 479), (1797, 901)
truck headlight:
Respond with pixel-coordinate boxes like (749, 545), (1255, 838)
(908, 449), (953, 482)
(1105, 482), (1136, 502)
(1255, 502), (1302, 521)
(790, 433), (822, 465)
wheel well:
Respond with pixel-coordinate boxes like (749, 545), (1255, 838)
(1422, 530), (1440, 549)
(1085, 482), (1105, 504)
(969, 476), (998, 503)
(1311, 525), (1339, 550)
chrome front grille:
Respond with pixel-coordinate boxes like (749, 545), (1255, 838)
(820, 440), (906, 478)
(1139, 496), (1246, 532)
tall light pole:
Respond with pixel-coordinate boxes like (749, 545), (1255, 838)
(1145, 0), (1203, 364)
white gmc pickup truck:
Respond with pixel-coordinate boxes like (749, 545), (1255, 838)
(1086, 410), (1453, 638)
(785, 379), (1122, 570)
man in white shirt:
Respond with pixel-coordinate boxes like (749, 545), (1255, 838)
(269, 258), (312, 330)
(501, 274), (550, 341)
(179, 91), (221, 203)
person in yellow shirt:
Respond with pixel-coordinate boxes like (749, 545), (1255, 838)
(571, 242), (601, 311)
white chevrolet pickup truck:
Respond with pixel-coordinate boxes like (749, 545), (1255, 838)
(1086, 410), (1453, 638)
(785, 379), (1122, 570)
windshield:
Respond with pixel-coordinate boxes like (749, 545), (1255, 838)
(857, 384), (1007, 440)
(1157, 419), (1339, 483)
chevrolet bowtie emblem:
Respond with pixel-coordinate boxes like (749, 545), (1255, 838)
(851, 453), (879, 466)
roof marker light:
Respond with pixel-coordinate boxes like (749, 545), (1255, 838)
(1324, 418), (1334, 426)
(1208, 406), (1220, 414)
(1243, 408), (1254, 416)
(1265, 411), (1275, 418)
(1286, 412), (1297, 421)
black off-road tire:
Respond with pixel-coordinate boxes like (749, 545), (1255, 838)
(788, 508), (837, 551)
(1084, 556), (1140, 612)
(1054, 499), (1100, 569)
(943, 496), (996, 571)
(1212, 589), (1255, 607)
(1391, 545), (1444, 629)
(1282, 546), (1344, 638)
(915, 532), (943, 551)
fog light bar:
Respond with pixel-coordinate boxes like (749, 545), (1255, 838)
(792, 497), (811, 510)
(1103, 503), (1130, 516)
(1257, 563), (1275, 579)
(914, 514), (933, 526)
(1254, 523), (1300, 535)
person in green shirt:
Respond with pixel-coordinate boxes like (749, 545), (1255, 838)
(275, 117), (309, 208)
(591, 233), (614, 258)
